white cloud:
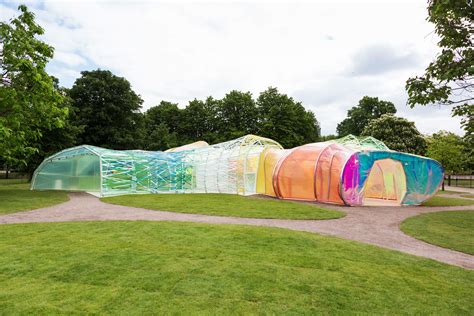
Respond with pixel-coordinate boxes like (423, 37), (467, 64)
(54, 51), (87, 66)
(0, 0), (463, 136)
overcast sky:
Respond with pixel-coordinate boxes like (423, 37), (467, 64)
(0, 0), (463, 135)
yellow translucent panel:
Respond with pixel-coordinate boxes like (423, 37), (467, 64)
(256, 148), (271, 194)
(362, 159), (407, 206)
(255, 148), (288, 196)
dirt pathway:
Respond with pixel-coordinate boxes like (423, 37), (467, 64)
(0, 193), (473, 269)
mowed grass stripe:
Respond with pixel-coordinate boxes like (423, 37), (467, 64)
(102, 193), (345, 220)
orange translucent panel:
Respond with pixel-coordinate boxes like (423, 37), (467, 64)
(315, 144), (352, 204)
(274, 144), (326, 200)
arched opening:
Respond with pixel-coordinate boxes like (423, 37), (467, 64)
(362, 158), (407, 206)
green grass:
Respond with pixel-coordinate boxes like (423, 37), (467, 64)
(437, 190), (464, 195)
(0, 221), (472, 314)
(102, 193), (344, 220)
(422, 195), (474, 207)
(0, 180), (69, 215)
(401, 211), (474, 255)
(461, 194), (474, 199)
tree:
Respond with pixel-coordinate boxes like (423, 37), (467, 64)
(145, 123), (179, 151)
(337, 96), (397, 136)
(256, 87), (320, 148)
(217, 90), (258, 140)
(0, 5), (67, 166)
(20, 85), (82, 177)
(406, 0), (473, 160)
(425, 130), (467, 174)
(143, 101), (182, 150)
(69, 69), (144, 149)
(361, 114), (427, 155)
(181, 97), (220, 143)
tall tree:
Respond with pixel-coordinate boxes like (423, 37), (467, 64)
(217, 90), (258, 139)
(337, 96), (397, 136)
(0, 5), (67, 166)
(69, 69), (144, 149)
(425, 130), (467, 174)
(20, 83), (82, 177)
(181, 97), (220, 143)
(406, 0), (473, 161)
(361, 114), (427, 155)
(144, 101), (182, 150)
(257, 87), (320, 148)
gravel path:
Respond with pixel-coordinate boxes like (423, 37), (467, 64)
(0, 192), (473, 269)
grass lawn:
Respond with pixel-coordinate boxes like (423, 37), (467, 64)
(0, 180), (69, 215)
(437, 190), (464, 195)
(422, 195), (474, 207)
(401, 211), (474, 255)
(461, 194), (474, 199)
(0, 221), (472, 314)
(102, 194), (345, 220)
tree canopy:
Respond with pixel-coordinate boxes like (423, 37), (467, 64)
(337, 96), (397, 136)
(68, 69), (144, 149)
(257, 87), (320, 148)
(0, 5), (67, 166)
(425, 130), (468, 174)
(142, 87), (321, 150)
(361, 114), (427, 155)
(406, 0), (473, 162)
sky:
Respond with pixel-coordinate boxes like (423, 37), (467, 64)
(0, 0), (463, 136)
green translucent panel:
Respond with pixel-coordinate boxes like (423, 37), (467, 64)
(334, 134), (389, 151)
(32, 154), (100, 191)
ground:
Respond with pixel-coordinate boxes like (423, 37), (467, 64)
(422, 195), (474, 207)
(0, 221), (472, 314)
(401, 211), (474, 255)
(0, 180), (473, 313)
(0, 180), (69, 215)
(102, 193), (345, 220)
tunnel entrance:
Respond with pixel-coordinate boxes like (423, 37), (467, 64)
(362, 158), (407, 206)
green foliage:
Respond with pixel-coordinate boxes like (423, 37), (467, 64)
(0, 5), (67, 166)
(401, 211), (474, 255)
(181, 97), (220, 143)
(143, 101), (181, 150)
(256, 87), (320, 148)
(319, 134), (339, 141)
(68, 69), (144, 149)
(361, 114), (427, 155)
(218, 90), (258, 139)
(0, 180), (69, 215)
(19, 83), (82, 176)
(143, 87), (320, 149)
(337, 96), (397, 136)
(426, 130), (468, 173)
(0, 221), (472, 314)
(102, 193), (343, 220)
(406, 0), (473, 160)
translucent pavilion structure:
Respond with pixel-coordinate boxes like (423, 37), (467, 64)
(31, 135), (282, 197)
(261, 135), (444, 206)
(32, 134), (444, 206)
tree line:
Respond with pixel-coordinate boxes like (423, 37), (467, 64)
(68, 70), (321, 151)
